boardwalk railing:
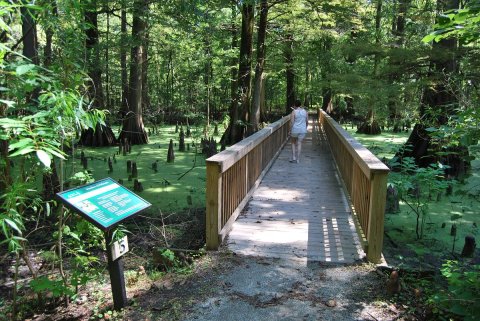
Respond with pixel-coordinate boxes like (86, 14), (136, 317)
(317, 109), (390, 263)
(206, 116), (291, 249)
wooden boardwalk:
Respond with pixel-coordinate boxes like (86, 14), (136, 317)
(226, 119), (365, 264)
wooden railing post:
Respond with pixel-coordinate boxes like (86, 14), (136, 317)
(366, 171), (388, 263)
(206, 161), (222, 250)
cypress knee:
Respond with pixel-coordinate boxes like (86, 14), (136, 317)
(461, 236), (476, 257)
(132, 162), (138, 178)
(179, 129), (185, 152)
(133, 179), (143, 192)
(167, 139), (175, 163)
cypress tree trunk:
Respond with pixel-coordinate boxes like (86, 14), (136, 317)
(388, 0), (411, 132)
(119, 0), (149, 145)
(249, 0), (268, 136)
(223, 3), (253, 145)
(81, 0), (116, 147)
(220, 4), (239, 146)
(358, 0), (383, 135)
(43, 1), (57, 66)
(398, 0), (466, 177)
(120, 0), (129, 116)
(285, 33), (295, 115)
(84, 0), (104, 109)
(21, 3), (39, 65)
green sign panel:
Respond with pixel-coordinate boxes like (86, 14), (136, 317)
(57, 178), (151, 230)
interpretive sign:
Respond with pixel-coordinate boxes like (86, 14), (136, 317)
(56, 177), (151, 231)
(57, 178), (152, 310)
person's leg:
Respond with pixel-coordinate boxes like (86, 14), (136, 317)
(296, 142), (301, 163)
(296, 134), (305, 163)
(290, 137), (297, 161)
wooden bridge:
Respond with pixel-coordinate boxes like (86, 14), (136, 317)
(205, 110), (389, 263)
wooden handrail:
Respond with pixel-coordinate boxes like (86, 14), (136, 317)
(205, 116), (291, 249)
(317, 109), (390, 263)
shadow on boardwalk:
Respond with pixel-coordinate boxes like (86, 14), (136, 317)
(227, 119), (365, 264)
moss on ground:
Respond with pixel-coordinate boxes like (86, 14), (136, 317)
(66, 125), (222, 215)
(345, 126), (479, 268)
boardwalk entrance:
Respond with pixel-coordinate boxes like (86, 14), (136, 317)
(226, 119), (364, 263)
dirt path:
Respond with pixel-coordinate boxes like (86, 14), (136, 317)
(123, 249), (403, 321)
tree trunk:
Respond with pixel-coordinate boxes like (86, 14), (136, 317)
(204, 34), (212, 128)
(322, 88), (333, 113)
(0, 113), (10, 191)
(81, 0), (116, 147)
(43, 1), (57, 67)
(248, 0), (268, 136)
(357, 110), (381, 135)
(285, 33), (295, 115)
(105, 3), (110, 110)
(359, 0), (383, 135)
(21, 3), (39, 65)
(120, 0), (129, 116)
(398, 0), (464, 176)
(142, 30), (150, 117)
(221, 4), (239, 146)
(388, 0), (411, 132)
(223, 3), (253, 145)
(119, 0), (149, 145)
(85, 0), (104, 109)
(79, 123), (117, 147)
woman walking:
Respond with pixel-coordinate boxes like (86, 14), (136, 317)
(289, 99), (308, 163)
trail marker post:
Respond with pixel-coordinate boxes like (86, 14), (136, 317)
(56, 177), (151, 310)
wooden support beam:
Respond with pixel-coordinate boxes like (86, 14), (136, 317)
(366, 171), (388, 263)
(206, 161), (222, 250)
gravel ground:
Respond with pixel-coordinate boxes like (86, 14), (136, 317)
(124, 249), (403, 321)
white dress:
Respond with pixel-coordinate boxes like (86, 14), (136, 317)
(291, 108), (307, 134)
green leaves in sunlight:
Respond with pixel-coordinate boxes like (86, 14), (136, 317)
(423, 5), (480, 44)
(36, 149), (51, 168)
(15, 63), (36, 76)
(431, 260), (480, 321)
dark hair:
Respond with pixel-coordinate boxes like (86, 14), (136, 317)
(294, 99), (301, 107)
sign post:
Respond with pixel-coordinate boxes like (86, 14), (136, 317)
(56, 178), (151, 310)
(105, 230), (128, 310)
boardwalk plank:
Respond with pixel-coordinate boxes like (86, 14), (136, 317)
(226, 119), (365, 264)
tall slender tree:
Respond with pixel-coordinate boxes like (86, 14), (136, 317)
(284, 32), (295, 115)
(84, 0), (104, 109)
(223, 1), (254, 145)
(120, 0), (129, 115)
(357, 0), (383, 134)
(80, 0), (116, 147)
(249, 0), (268, 135)
(119, 0), (149, 144)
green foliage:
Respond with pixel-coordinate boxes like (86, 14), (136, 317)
(423, 2), (480, 44)
(30, 276), (75, 298)
(0, 61), (106, 168)
(389, 154), (450, 239)
(90, 306), (123, 321)
(430, 260), (480, 321)
(156, 248), (194, 274)
(0, 181), (45, 253)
